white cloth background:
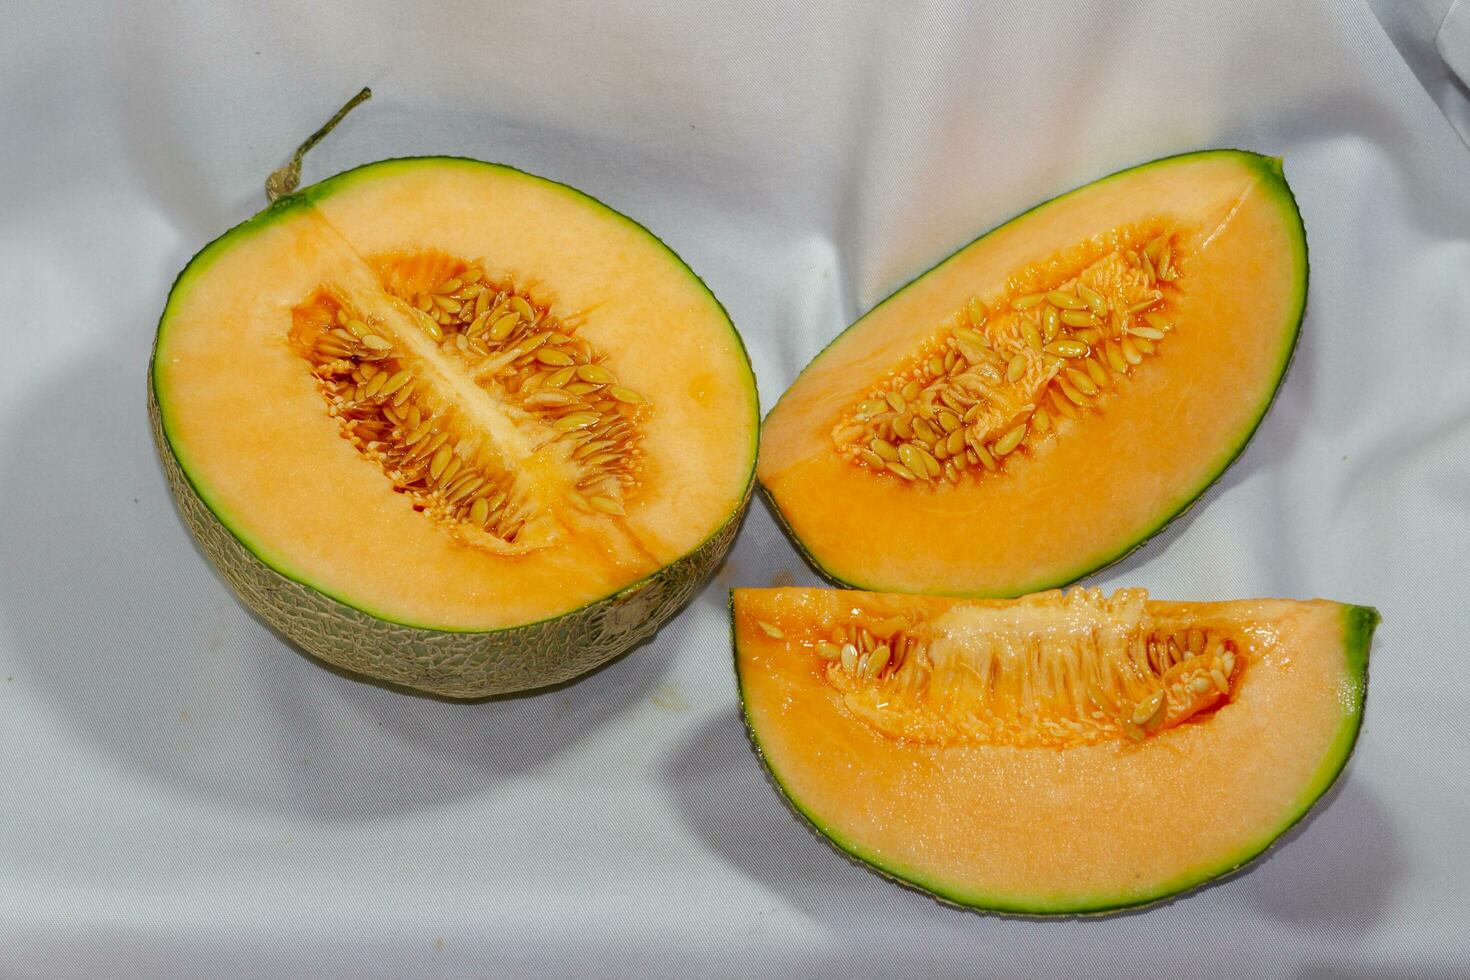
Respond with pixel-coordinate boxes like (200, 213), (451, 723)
(4, 1), (1469, 976)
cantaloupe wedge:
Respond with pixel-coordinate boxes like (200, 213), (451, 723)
(759, 150), (1307, 596)
(733, 587), (1375, 914)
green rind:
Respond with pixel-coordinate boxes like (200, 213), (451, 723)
(761, 149), (1309, 598)
(150, 157), (758, 697)
(734, 599), (1375, 916)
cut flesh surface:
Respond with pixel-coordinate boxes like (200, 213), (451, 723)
(758, 150), (1307, 596)
(734, 587), (1375, 914)
(153, 158), (758, 634)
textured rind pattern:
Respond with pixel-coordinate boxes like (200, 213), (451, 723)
(149, 383), (747, 698)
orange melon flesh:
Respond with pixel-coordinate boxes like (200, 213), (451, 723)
(758, 151), (1307, 596)
(733, 588), (1375, 914)
(154, 158), (758, 631)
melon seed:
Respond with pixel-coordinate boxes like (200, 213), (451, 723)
(509, 296), (537, 322)
(993, 424), (1027, 456)
(554, 412), (600, 431)
(609, 386), (645, 404)
(429, 445), (453, 479)
(1077, 283), (1107, 316)
(1138, 690), (1168, 733)
(1045, 340), (1088, 358)
(1065, 367), (1099, 396)
(1086, 682), (1118, 715)
(379, 369), (413, 397)
(581, 494), (621, 516)
(1021, 320), (1043, 351)
(1042, 304), (1061, 341)
(487, 312), (519, 341)
(885, 461), (917, 481)
(1057, 376), (1090, 407)
(867, 644), (891, 677)
(577, 364), (616, 384)
(897, 443), (926, 476)
(536, 348), (576, 366)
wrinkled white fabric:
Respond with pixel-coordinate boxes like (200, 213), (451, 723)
(3, 1), (1469, 976)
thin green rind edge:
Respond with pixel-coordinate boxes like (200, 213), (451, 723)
(733, 596), (1376, 916)
(148, 157), (758, 696)
(759, 149), (1308, 598)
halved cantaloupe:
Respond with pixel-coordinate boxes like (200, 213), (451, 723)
(759, 150), (1307, 596)
(151, 122), (757, 696)
(733, 587), (1375, 914)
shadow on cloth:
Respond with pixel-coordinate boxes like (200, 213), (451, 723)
(1237, 758), (1405, 933)
(0, 342), (675, 821)
(660, 708), (955, 926)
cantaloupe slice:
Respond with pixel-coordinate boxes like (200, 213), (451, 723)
(759, 150), (1307, 596)
(150, 98), (757, 697)
(733, 587), (1376, 914)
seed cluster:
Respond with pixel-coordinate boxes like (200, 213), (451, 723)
(768, 592), (1243, 749)
(306, 303), (534, 541)
(835, 232), (1182, 484)
(1080, 628), (1241, 742)
(396, 265), (646, 517)
(296, 256), (649, 542)
(808, 620), (920, 682)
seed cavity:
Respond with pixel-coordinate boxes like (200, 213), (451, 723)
(789, 587), (1242, 748)
(291, 253), (650, 547)
(832, 227), (1184, 487)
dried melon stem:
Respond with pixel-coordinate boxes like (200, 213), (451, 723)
(265, 88), (373, 203)
(291, 252), (649, 552)
(797, 588), (1242, 748)
(831, 225), (1184, 485)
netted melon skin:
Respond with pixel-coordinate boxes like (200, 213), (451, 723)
(148, 383), (747, 698)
